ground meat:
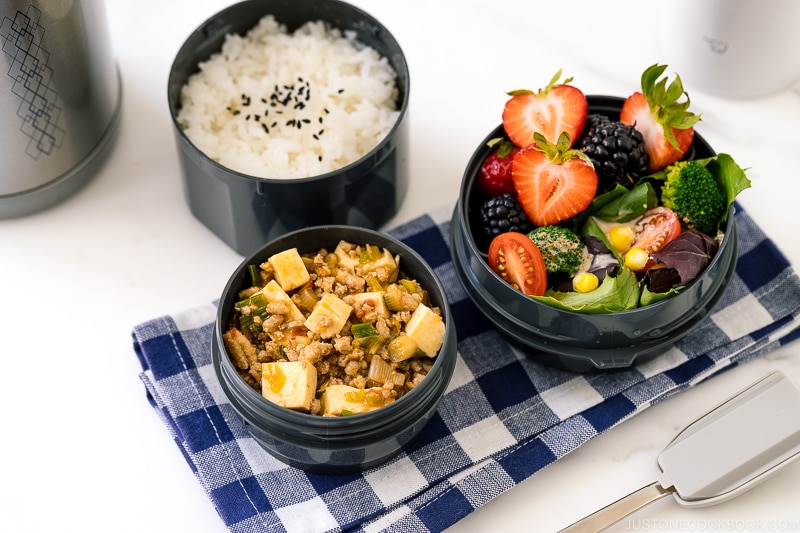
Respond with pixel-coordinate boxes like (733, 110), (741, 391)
(336, 269), (365, 293)
(333, 335), (353, 354)
(222, 328), (257, 370)
(298, 341), (332, 364)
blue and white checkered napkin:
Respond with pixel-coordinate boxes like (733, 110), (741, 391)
(133, 203), (800, 533)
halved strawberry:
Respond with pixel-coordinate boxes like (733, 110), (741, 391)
(619, 64), (701, 172)
(477, 138), (519, 198)
(502, 70), (588, 149)
(512, 132), (598, 226)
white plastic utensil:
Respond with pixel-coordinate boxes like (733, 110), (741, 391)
(560, 371), (800, 532)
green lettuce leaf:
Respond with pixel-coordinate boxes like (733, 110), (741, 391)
(704, 153), (751, 222)
(640, 284), (682, 307)
(574, 182), (658, 229)
(531, 267), (640, 313)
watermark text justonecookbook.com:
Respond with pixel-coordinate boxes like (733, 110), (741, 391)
(623, 519), (800, 531)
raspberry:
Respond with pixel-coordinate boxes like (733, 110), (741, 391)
(477, 145), (518, 198)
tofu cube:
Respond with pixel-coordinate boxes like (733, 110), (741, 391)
(334, 241), (360, 272)
(268, 248), (310, 291)
(261, 361), (317, 412)
(321, 384), (384, 416)
(360, 248), (397, 276)
(304, 293), (353, 338)
(258, 280), (306, 323)
(350, 291), (389, 317)
(405, 303), (445, 356)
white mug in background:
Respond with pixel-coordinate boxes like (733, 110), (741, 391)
(657, 0), (800, 99)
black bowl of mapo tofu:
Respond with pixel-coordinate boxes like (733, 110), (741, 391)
(211, 225), (456, 473)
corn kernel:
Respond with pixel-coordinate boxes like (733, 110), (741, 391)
(609, 225), (635, 253)
(624, 247), (650, 273)
(572, 272), (599, 293)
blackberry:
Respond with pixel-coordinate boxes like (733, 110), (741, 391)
(577, 114), (649, 191)
(478, 193), (533, 243)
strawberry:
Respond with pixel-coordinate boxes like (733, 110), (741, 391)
(512, 132), (598, 226)
(619, 64), (701, 172)
(477, 138), (519, 198)
(502, 70), (588, 149)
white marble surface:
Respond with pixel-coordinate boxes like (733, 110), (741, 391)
(1, 1), (799, 532)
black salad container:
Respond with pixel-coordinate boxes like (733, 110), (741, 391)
(212, 225), (457, 473)
(449, 96), (739, 372)
(168, 0), (410, 256)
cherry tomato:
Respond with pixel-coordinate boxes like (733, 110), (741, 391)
(488, 232), (547, 296)
(631, 207), (681, 254)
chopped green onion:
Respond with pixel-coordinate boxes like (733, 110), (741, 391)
(239, 305), (269, 335)
(247, 264), (261, 286)
(399, 279), (418, 294)
(356, 335), (384, 354)
(351, 322), (378, 338)
(359, 244), (381, 264)
(235, 292), (269, 309)
(366, 275), (384, 292)
(367, 355), (393, 384)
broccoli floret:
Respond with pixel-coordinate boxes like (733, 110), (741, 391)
(528, 226), (587, 275)
(661, 161), (726, 235)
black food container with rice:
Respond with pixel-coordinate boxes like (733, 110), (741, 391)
(168, 0), (410, 255)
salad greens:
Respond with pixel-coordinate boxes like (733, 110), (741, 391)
(534, 153), (750, 313)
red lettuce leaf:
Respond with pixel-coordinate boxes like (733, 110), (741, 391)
(645, 229), (719, 292)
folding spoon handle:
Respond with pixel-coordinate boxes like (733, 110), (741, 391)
(558, 481), (674, 533)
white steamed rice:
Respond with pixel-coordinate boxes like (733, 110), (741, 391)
(178, 15), (400, 178)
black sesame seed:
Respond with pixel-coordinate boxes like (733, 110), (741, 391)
(302, 118), (310, 124)
(324, 108), (330, 114)
(232, 110), (241, 116)
(318, 129), (324, 136)
(271, 121), (277, 128)
(318, 155), (322, 162)
(318, 117), (323, 124)
(337, 89), (344, 94)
